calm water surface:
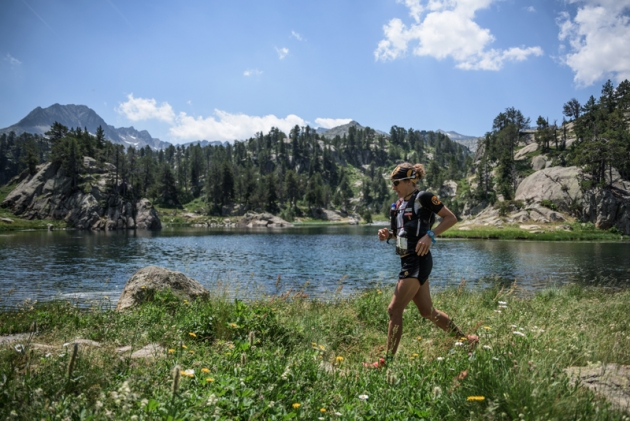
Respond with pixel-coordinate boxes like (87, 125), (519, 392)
(1, 226), (629, 307)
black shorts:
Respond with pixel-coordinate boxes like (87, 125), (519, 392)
(398, 252), (432, 285)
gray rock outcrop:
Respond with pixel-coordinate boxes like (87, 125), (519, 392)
(515, 166), (583, 212)
(1, 159), (161, 230)
(582, 187), (630, 234)
(238, 212), (294, 228)
(116, 266), (209, 311)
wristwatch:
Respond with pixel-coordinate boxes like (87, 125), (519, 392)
(426, 230), (436, 244)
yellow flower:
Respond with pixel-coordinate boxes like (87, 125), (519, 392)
(182, 344), (188, 349)
(467, 396), (485, 401)
(229, 323), (238, 328)
(189, 332), (197, 338)
(413, 353), (419, 357)
(311, 342), (317, 346)
(201, 368), (211, 373)
(183, 300), (189, 305)
(292, 403), (301, 409)
(318, 345), (325, 351)
(483, 326), (491, 330)
(377, 289), (382, 294)
(189, 350), (195, 354)
(336, 356), (344, 363)
(320, 408), (327, 413)
(206, 377), (214, 383)
(168, 349), (175, 354)
(461, 337), (468, 341)
(417, 336), (422, 341)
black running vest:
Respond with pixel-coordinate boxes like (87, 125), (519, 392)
(390, 190), (437, 254)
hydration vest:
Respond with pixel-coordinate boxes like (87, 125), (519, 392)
(390, 190), (436, 254)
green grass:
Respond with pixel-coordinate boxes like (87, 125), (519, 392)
(443, 223), (625, 241)
(1, 284), (629, 420)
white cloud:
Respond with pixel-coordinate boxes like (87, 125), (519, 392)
(291, 31), (303, 41)
(244, 69), (263, 76)
(526, 6), (536, 12)
(116, 94), (175, 123)
(315, 118), (353, 129)
(275, 47), (289, 59)
(557, 0), (630, 87)
(117, 95), (313, 142)
(375, 0), (543, 70)
(5, 53), (21, 66)
(170, 110), (306, 141)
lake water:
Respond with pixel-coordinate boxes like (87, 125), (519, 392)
(1, 226), (629, 308)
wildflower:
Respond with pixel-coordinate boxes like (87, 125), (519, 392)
(183, 300), (189, 304)
(335, 412), (342, 416)
(498, 301), (507, 305)
(14, 344), (24, 353)
(467, 396), (486, 401)
(437, 357), (444, 361)
(319, 345), (325, 350)
(201, 368), (211, 373)
(483, 345), (492, 350)
(189, 350), (195, 354)
(311, 342), (317, 346)
(320, 408), (327, 412)
(511, 325), (518, 328)
(292, 403), (301, 409)
(494, 310), (502, 313)
(417, 336), (422, 341)
(229, 323), (238, 328)
(499, 305), (508, 309)
(182, 344), (188, 349)
(513, 331), (526, 337)
(454, 342), (463, 346)
(336, 356), (344, 363)
(189, 332), (197, 338)
(377, 289), (382, 294)
(206, 377), (214, 383)
(268, 401), (275, 408)
(483, 326), (491, 330)
(168, 349), (175, 354)
(358, 394), (369, 400)
(412, 353), (419, 357)
(206, 394), (218, 405)
(492, 357), (500, 361)
(180, 369), (195, 378)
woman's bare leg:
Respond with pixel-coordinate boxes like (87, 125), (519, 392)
(412, 280), (478, 341)
(386, 278), (421, 356)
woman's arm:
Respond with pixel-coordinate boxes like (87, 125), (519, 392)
(432, 205), (457, 236)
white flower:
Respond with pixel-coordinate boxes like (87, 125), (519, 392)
(14, 344), (24, 353)
(335, 412), (342, 416)
(268, 401), (275, 408)
(492, 357), (500, 361)
(454, 342), (463, 346)
(45, 353), (52, 358)
(499, 305), (508, 309)
(518, 327), (524, 331)
(513, 331), (526, 337)
(436, 357), (444, 361)
(206, 394), (218, 406)
(498, 301), (507, 305)
(494, 310), (502, 313)
(483, 345), (492, 350)
(358, 394), (369, 400)
(432, 386), (443, 398)
(511, 325), (518, 328)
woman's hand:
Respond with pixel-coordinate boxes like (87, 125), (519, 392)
(378, 228), (390, 241)
(415, 235), (432, 256)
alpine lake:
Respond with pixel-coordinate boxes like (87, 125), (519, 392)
(1, 224), (629, 308)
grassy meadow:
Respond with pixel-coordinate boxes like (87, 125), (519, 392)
(1, 283), (629, 420)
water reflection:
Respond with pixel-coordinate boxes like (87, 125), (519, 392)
(0, 226), (629, 307)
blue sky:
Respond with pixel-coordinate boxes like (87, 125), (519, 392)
(1, 0), (629, 144)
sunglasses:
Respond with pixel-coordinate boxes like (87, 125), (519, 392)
(392, 178), (411, 187)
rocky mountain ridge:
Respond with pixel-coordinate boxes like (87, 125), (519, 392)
(0, 104), (170, 150)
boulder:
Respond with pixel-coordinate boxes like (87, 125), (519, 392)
(116, 266), (209, 311)
(565, 364), (630, 411)
(515, 166), (583, 212)
(514, 143), (538, 160)
(135, 199), (161, 230)
(439, 180), (458, 197)
(531, 155), (550, 171)
(0, 217), (13, 224)
(511, 210), (530, 223)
